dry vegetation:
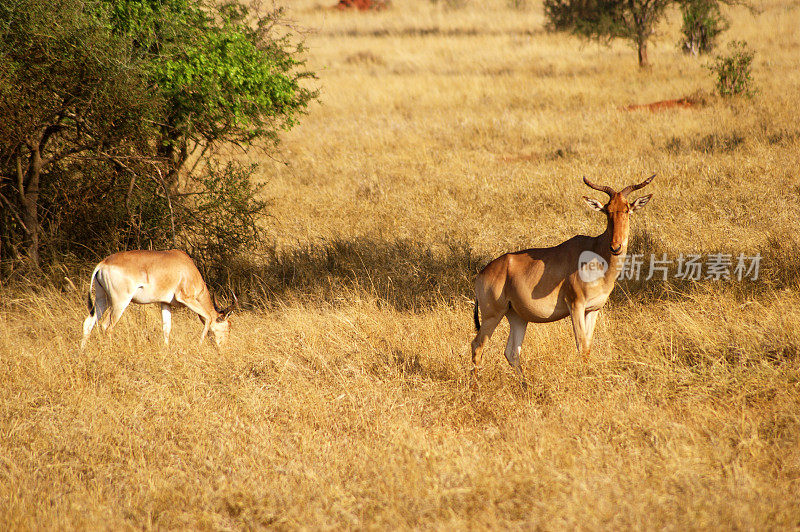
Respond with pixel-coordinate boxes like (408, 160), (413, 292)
(2, 0), (800, 528)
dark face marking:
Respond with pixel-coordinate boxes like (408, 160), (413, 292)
(605, 194), (632, 255)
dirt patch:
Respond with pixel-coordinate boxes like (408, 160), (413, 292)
(623, 97), (703, 112)
(333, 0), (389, 10)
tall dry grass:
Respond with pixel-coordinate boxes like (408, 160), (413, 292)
(2, 0), (800, 528)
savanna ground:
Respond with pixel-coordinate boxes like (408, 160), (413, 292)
(2, 0), (800, 528)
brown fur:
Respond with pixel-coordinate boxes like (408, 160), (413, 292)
(471, 177), (654, 382)
(81, 250), (234, 349)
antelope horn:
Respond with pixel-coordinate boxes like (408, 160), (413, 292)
(219, 291), (238, 316)
(582, 176), (615, 197)
(229, 291), (238, 310)
(620, 174), (656, 197)
(212, 292), (222, 313)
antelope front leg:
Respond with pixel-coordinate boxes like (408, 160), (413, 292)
(584, 309), (600, 356)
(197, 317), (211, 347)
(569, 302), (590, 360)
(176, 297), (211, 347)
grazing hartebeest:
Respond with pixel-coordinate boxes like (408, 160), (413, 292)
(81, 250), (235, 350)
(471, 175), (655, 380)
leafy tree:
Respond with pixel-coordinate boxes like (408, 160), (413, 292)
(544, 0), (673, 68)
(679, 0), (729, 55)
(0, 0), (156, 267)
(108, 0), (315, 181)
(0, 0), (315, 271)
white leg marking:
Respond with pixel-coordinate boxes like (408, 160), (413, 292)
(569, 302), (588, 356)
(161, 303), (172, 345)
(584, 309), (600, 352)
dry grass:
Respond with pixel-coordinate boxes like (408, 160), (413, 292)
(2, 0), (800, 528)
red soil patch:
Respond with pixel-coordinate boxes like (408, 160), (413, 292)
(623, 97), (701, 112)
(333, 0), (389, 10)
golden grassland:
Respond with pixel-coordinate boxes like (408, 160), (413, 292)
(2, 0), (800, 528)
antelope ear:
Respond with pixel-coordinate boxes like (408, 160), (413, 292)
(583, 196), (606, 212)
(630, 194), (653, 212)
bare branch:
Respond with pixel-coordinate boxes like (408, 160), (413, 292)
(152, 167), (176, 247)
(15, 156), (25, 203)
(0, 191), (30, 233)
(125, 172), (138, 229)
(41, 143), (96, 168)
(188, 142), (213, 175)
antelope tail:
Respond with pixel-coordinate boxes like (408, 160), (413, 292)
(473, 299), (480, 332)
(86, 267), (99, 317)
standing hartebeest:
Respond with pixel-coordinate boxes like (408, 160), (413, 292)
(81, 250), (236, 350)
(471, 174), (654, 380)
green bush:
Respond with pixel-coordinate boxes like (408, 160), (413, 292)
(679, 0), (729, 55)
(0, 0), (316, 274)
(181, 162), (270, 269)
(708, 40), (756, 97)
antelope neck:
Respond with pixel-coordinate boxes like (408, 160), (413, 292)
(595, 221), (628, 270)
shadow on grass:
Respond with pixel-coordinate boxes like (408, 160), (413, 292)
(204, 237), (489, 312)
(201, 230), (800, 312)
(8, 229), (798, 314)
